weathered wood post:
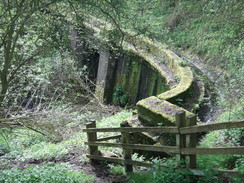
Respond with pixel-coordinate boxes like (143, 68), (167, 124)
(86, 120), (98, 158)
(186, 114), (197, 168)
(120, 121), (133, 173)
(175, 110), (186, 167)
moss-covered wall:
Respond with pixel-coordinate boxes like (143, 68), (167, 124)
(85, 17), (195, 127)
(105, 51), (168, 105)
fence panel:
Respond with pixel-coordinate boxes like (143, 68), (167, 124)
(83, 114), (244, 175)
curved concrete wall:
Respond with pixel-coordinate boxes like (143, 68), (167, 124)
(84, 17), (194, 126)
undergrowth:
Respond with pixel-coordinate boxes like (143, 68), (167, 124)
(128, 160), (243, 183)
(0, 163), (94, 183)
(0, 107), (132, 167)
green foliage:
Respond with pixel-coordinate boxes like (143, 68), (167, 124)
(0, 0), (72, 104)
(197, 169), (223, 183)
(150, 158), (192, 183)
(0, 109), (131, 168)
(2, 52), (91, 111)
(2, 130), (86, 163)
(97, 110), (132, 129)
(128, 172), (154, 183)
(152, 167), (192, 183)
(0, 128), (51, 159)
(0, 163), (94, 183)
(129, 159), (225, 183)
(0, 128), (11, 155)
(198, 107), (244, 170)
(179, 60), (190, 67)
(175, 98), (184, 106)
(96, 110), (132, 155)
(108, 164), (125, 176)
(112, 87), (129, 107)
(114, 0), (243, 104)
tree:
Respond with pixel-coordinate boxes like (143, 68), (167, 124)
(0, 0), (128, 105)
(0, 0), (65, 105)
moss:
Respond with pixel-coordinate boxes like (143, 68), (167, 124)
(88, 16), (195, 121)
(126, 115), (158, 143)
(137, 96), (192, 126)
(112, 50), (168, 105)
(128, 57), (142, 103)
(123, 33), (194, 104)
(148, 71), (157, 96)
(155, 72), (170, 95)
(157, 67), (193, 101)
(123, 41), (169, 83)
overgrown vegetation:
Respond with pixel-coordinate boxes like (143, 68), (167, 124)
(0, 0), (243, 182)
(128, 159), (243, 183)
(0, 163), (94, 183)
(198, 106), (244, 171)
(0, 107), (131, 180)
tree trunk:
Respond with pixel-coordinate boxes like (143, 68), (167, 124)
(0, 76), (9, 105)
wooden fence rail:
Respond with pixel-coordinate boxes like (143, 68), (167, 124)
(83, 111), (244, 175)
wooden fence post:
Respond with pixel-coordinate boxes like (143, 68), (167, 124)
(86, 120), (98, 158)
(175, 110), (186, 167)
(120, 121), (133, 173)
(186, 114), (197, 168)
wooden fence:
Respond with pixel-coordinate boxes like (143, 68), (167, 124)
(83, 111), (244, 176)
